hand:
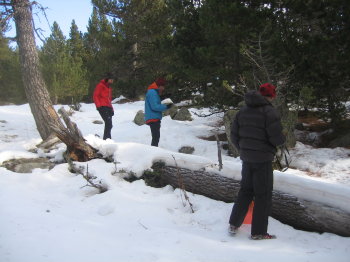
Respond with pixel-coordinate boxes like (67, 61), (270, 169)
(166, 104), (173, 109)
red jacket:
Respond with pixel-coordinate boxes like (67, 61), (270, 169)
(93, 80), (113, 109)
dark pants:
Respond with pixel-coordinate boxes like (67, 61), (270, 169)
(229, 161), (273, 235)
(98, 107), (113, 140)
(149, 121), (161, 147)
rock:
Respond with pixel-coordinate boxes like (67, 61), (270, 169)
(223, 109), (239, 157)
(1, 158), (55, 173)
(237, 100), (246, 108)
(134, 110), (145, 126)
(93, 120), (104, 124)
(173, 107), (192, 121)
(178, 146), (195, 154)
(193, 95), (204, 105)
(329, 133), (350, 148)
(164, 105), (178, 119)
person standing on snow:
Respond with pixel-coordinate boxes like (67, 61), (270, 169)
(93, 73), (115, 140)
(144, 77), (172, 147)
(228, 83), (285, 240)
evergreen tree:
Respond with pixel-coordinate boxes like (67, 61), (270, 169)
(272, 0), (350, 127)
(40, 22), (88, 104)
(165, 0), (205, 101)
(68, 20), (86, 62)
(84, 7), (121, 100)
(91, 0), (172, 98)
(0, 34), (25, 103)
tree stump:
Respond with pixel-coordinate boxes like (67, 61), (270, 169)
(49, 107), (98, 161)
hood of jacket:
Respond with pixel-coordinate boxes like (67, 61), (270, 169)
(244, 90), (270, 107)
(99, 79), (110, 88)
(148, 82), (159, 90)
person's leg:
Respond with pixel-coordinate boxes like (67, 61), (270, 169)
(103, 115), (113, 140)
(99, 108), (113, 140)
(149, 121), (161, 146)
(229, 161), (254, 227)
(251, 161), (273, 235)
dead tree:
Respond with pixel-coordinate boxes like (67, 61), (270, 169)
(151, 163), (350, 237)
(49, 107), (98, 161)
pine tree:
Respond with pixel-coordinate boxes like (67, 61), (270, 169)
(84, 7), (120, 100)
(272, 0), (350, 127)
(0, 34), (25, 103)
(91, 0), (172, 98)
(40, 21), (88, 105)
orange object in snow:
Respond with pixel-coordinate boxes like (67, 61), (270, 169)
(243, 201), (254, 224)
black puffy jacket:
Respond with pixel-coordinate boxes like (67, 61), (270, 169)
(231, 91), (285, 162)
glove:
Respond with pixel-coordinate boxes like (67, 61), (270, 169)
(166, 104), (173, 109)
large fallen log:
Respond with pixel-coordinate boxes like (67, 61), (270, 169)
(150, 163), (350, 237)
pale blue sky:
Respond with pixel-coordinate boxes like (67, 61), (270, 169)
(7, 0), (93, 43)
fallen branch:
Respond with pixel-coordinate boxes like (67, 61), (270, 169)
(67, 158), (107, 193)
(215, 134), (223, 171)
(172, 155), (194, 213)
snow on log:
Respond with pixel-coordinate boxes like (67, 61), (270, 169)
(151, 164), (350, 237)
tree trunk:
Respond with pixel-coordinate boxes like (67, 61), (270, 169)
(151, 164), (350, 237)
(12, 0), (97, 161)
(12, 0), (62, 140)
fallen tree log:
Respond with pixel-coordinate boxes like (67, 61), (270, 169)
(150, 163), (350, 237)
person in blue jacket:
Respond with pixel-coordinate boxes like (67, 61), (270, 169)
(144, 78), (171, 146)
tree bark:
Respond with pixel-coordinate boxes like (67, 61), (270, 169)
(12, 1), (98, 161)
(12, 0), (62, 140)
(152, 164), (350, 237)
(49, 107), (98, 161)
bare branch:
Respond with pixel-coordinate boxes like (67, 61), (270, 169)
(31, 1), (51, 42)
(172, 155), (194, 213)
(215, 134), (223, 171)
(68, 162), (108, 193)
(191, 108), (224, 117)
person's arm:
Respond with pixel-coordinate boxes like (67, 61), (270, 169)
(265, 108), (286, 147)
(93, 84), (102, 108)
(148, 90), (167, 112)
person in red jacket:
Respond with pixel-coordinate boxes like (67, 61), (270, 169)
(93, 73), (115, 140)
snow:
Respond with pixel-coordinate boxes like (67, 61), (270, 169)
(0, 101), (350, 262)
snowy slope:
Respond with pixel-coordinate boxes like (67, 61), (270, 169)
(0, 102), (349, 262)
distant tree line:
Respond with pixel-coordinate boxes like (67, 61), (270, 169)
(1, 0), (349, 128)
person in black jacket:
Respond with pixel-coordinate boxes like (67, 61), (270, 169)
(228, 83), (285, 240)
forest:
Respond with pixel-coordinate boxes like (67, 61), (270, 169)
(1, 2), (350, 259)
(1, 0), (349, 130)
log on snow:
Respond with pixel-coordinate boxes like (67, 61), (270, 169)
(152, 164), (350, 237)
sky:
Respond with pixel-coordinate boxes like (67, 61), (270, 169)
(6, 0), (93, 44)
(0, 100), (350, 261)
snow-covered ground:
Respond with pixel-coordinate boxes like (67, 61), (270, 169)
(0, 102), (349, 262)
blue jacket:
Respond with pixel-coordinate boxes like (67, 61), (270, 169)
(144, 82), (167, 123)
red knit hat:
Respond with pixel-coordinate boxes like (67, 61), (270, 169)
(155, 77), (166, 87)
(259, 83), (276, 98)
